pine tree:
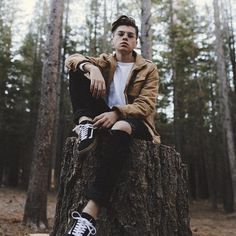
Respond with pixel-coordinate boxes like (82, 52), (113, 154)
(23, 0), (64, 227)
(16, 0), (49, 188)
(213, 0), (235, 212)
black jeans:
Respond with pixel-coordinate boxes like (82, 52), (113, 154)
(69, 70), (152, 205)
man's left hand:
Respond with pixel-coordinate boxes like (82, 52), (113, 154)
(93, 111), (119, 129)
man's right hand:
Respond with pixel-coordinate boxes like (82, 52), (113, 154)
(84, 63), (106, 98)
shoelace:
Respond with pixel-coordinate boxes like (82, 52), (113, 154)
(73, 123), (94, 141)
(70, 211), (96, 236)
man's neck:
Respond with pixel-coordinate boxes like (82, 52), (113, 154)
(115, 51), (135, 63)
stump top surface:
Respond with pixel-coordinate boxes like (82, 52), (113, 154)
(29, 234), (49, 236)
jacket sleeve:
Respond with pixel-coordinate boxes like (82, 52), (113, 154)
(114, 65), (159, 119)
(65, 53), (110, 71)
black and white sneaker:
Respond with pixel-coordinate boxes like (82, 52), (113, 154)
(73, 121), (97, 154)
(66, 211), (96, 236)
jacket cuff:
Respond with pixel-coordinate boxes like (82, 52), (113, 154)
(111, 106), (126, 118)
(76, 60), (91, 71)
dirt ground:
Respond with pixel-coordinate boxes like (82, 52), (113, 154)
(0, 188), (56, 236)
(190, 200), (236, 236)
(0, 187), (236, 236)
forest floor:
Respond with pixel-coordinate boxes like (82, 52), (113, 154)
(0, 187), (236, 236)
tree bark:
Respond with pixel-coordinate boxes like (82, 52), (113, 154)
(51, 136), (192, 236)
(140, 0), (152, 60)
(23, 0), (64, 228)
(213, 0), (235, 209)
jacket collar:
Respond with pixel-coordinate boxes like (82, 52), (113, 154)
(107, 51), (147, 86)
(110, 50), (147, 70)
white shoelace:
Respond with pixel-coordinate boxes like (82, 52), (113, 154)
(69, 211), (96, 236)
(73, 123), (94, 141)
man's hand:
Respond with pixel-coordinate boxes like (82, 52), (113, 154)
(93, 111), (119, 129)
(84, 63), (106, 98)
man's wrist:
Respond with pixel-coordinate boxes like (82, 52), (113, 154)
(111, 107), (121, 119)
(83, 63), (99, 73)
(78, 62), (97, 73)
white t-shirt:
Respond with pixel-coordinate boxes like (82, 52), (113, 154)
(108, 62), (134, 108)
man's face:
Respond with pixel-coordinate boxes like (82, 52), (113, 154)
(112, 25), (137, 54)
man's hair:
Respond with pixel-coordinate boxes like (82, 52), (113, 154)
(111, 15), (139, 38)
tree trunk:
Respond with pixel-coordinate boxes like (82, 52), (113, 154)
(140, 0), (152, 60)
(213, 0), (235, 209)
(221, 0), (236, 93)
(51, 136), (192, 236)
(169, 0), (183, 156)
(23, 0), (64, 228)
(53, 0), (70, 190)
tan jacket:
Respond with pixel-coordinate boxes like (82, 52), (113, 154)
(65, 51), (160, 143)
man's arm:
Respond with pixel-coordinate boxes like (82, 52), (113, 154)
(65, 53), (107, 98)
(65, 53), (110, 72)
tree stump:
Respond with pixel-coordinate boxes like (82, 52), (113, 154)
(51, 135), (192, 236)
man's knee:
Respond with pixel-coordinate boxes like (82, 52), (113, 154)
(111, 120), (132, 134)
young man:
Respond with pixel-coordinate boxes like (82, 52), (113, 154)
(65, 15), (160, 236)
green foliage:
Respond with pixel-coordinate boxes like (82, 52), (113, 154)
(0, 0), (49, 187)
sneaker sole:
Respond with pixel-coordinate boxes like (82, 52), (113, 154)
(78, 137), (98, 156)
